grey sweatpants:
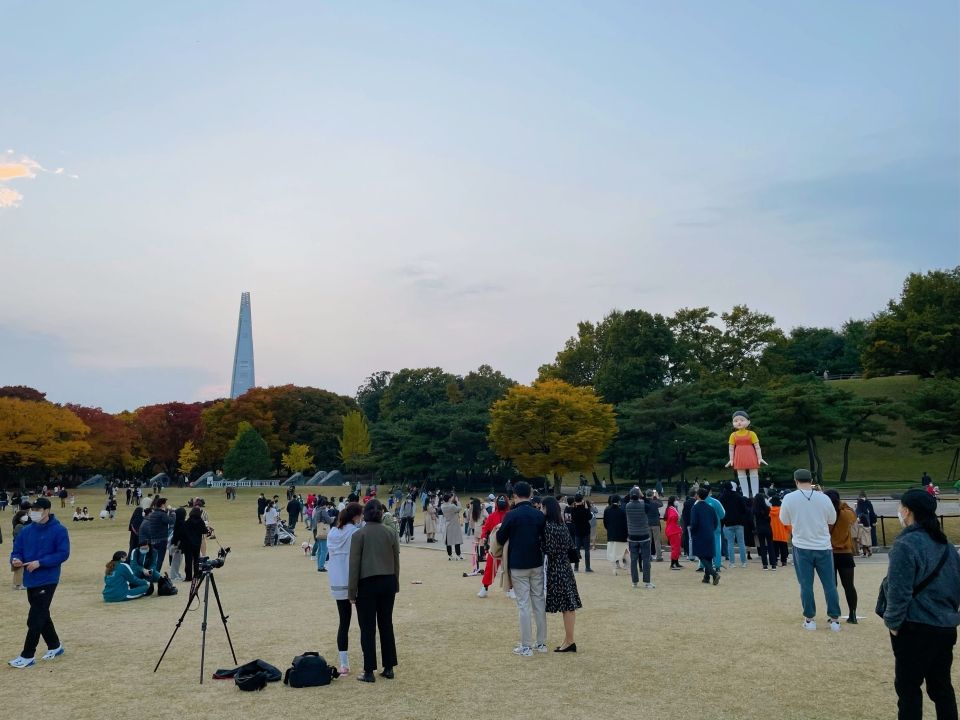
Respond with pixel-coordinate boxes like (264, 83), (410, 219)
(510, 566), (547, 649)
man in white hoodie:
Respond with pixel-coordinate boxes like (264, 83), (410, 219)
(779, 469), (841, 632)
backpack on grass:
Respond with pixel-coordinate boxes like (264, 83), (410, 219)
(282, 652), (339, 687)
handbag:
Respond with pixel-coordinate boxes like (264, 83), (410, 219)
(315, 522), (329, 540)
(876, 544), (951, 618)
(282, 652), (339, 688)
(157, 573), (178, 596)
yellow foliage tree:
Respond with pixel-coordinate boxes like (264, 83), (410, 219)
(338, 411), (372, 472)
(0, 397), (91, 468)
(282, 442), (314, 474)
(178, 440), (200, 477)
(488, 379), (616, 492)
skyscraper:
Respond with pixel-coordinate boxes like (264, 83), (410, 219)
(230, 292), (256, 399)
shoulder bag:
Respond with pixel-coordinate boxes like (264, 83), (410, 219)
(876, 543), (952, 618)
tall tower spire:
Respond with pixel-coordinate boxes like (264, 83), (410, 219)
(230, 292), (255, 399)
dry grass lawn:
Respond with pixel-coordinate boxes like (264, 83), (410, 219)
(0, 488), (931, 719)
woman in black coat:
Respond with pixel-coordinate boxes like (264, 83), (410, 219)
(752, 494), (775, 570)
(690, 488), (720, 585)
(181, 507), (207, 582)
(127, 506), (144, 555)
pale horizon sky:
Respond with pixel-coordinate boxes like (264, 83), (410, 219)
(2, 2), (958, 412)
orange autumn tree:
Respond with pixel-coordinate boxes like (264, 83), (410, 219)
(488, 379), (616, 493)
(0, 397), (91, 472)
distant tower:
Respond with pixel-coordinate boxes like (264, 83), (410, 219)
(230, 292), (255, 399)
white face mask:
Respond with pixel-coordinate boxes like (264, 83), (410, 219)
(897, 511), (908, 528)
(29, 511), (43, 522)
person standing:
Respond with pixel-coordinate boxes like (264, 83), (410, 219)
(286, 495), (302, 531)
(8, 498), (70, 668)
(855, 491), (878, 549)
(823, 490), (859, 624)
(263, 500), (279, 547)
(477, 495), (509, 598)
(645, 491), (664, 562)
(495, 481), (547, 656)
(699, 486), (725, 574)
(602, 495), (628, 575)
(181, 507), (206, 582)
(778, 469), (841, 632)
(752, 493), (776, 570)
(397, 495), (416, 542)
(348, 500), (400, 683)
(440, 494), (464, 560)
(883, 489), (960, 720)
(719, 482), (749, 568)
(681, 492), (696, 560)
(569, 495), (592, 572)
(690, 488), (720, 586)
(423, 498), (438, 544)
(624, 489), (653, 589)
(328, 502), (363, 675)
(770, 496), (791, 567)
(138, 497), (174, 573)
(127, 505), (145, 556)
(664, 496), (684, 570)
(256, 493), (267, 525)
(541, 496), (581, 652)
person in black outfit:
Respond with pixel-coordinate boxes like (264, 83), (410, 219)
(751, 493), (775, 570)
(681, 493), (696, 559)
(602, 495), (628, 574)
(855, 492), (878, 548)
(569, 495), (592, 573)
(181, 507), (207, 582)
(256, 493), (267, 524)
(286, 496), (302, 531)
(127, 506), (144, 556)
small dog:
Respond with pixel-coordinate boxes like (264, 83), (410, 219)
(300, 541), (311, 556)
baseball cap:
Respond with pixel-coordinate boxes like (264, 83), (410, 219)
(487, 494), (495, 501)
(31, 497), (52, 510)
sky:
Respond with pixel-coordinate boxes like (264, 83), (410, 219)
(2, 1), (958, 412)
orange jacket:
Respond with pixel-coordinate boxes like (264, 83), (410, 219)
(829, 504), (856, 554)
(770, 506), (792, 543)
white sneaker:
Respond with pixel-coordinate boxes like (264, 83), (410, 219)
(41, 646), (64, 661)
(803, 619), (817, 631)
(829, 620), (841, 633)
(534, 643), (549, 653)
(632, 582), (639, 589)
(506, 589), (516, 600)
(740, 563), (748, 568)
(644, 582), (656, 589)
(512, 645), (533, 657)
(477, 587), (488, 598)
(8, 656), (35, 669)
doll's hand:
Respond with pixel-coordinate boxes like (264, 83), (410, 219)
(724, 461), (733, 468)
(759, 459), (769, 466)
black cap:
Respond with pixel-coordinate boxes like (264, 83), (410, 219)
(901, 489), (937, 515)
(31, 497), (51, 510)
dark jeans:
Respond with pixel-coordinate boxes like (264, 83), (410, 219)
(397, 517), (414, 539)
(628, 538), (651, 584)
(756, 528), (775, 568)
(891, 622), (957, 720)
(773, 540), (789, 566)
(22, 584), (60, 659)
(151, 540), (167, 573)
(574, 533), (591, 571)
(336, 599), (355, 652)
(183, 545), (201, 582)
(356, 575), (398, 672)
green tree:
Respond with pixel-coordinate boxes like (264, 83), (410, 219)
(537, 321), (604, 387)
(909, 377), (960, 485)
(668, 307), (723, 383)
(488, 379), (617, 493)
(356, 371), (393, 423)
(716, 305), (784, 384)
(178, 440), (200, 477)
(862, 266), (960, 377)
(338, 411), (373, 472)
(282, 442), (314, 474)
(222, 422), (272, 479)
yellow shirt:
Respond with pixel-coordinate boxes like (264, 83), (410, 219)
(728, 430), (759, 445)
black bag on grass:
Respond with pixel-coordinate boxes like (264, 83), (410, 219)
(283, 652), (338, 687)
(214, 659), (282, 683)
(157, 574), (178, 596)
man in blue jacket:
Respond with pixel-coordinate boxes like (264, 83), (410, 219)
(9, 497), (70, 668)
(496, 481), (546, 657)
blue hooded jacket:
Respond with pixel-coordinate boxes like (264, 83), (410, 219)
(10, 514), (70, 588)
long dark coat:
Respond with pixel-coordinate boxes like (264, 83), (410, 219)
(689, 500), (718, 559)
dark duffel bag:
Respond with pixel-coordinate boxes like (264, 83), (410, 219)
(283, 652), (339, 688)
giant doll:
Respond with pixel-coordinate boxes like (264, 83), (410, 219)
(725, 410), (766, 498)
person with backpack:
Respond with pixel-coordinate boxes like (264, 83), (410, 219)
(883, 489), (960, 719)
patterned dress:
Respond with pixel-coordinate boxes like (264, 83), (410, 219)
(544, 521), (582, 613)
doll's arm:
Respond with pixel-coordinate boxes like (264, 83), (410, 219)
(754, 442), (768, 465)
(725, 443), (734, 467)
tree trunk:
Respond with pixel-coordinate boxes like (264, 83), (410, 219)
(552, 473), (561, 495)
(811, 437), (824, 484)
(805, 436), (816, 473)
(839, 436), (852, 483)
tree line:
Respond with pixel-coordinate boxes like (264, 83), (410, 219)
(0, 266), (957, 488)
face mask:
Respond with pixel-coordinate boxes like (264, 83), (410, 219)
(897, 511), (907, 528)
(29, 511), (43, 522)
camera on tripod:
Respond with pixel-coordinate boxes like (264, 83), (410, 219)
(198, 546), (230, 573)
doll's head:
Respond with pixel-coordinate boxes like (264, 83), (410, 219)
(731, 410), (751, 430)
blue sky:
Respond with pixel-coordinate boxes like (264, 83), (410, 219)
(2, 1), (957, 411)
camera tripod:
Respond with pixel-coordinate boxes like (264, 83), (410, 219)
(154, 570), (237, 684)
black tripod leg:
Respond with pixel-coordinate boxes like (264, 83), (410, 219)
(207, 574), (238, 664)
(200, 575), (211, 684)
(154, 577), (202, 673)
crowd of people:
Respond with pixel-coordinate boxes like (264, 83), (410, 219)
(5, 472), (959, 719)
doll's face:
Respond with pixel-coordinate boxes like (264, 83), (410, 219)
(732, 415), (750, 430)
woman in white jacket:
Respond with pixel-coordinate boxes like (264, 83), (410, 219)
(327, 502), (363, 676)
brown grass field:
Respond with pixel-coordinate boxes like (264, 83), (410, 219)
(0, 487), (943, 719)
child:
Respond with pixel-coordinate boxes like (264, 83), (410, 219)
(769, 496), (791, 568)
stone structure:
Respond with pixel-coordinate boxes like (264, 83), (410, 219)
(230, 291), (256, 399)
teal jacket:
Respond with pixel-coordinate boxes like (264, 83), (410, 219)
(103, 563), (150, 602)
(705, 496), (725, 533)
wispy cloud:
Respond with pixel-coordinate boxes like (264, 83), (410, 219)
(0, 150), (77, 208)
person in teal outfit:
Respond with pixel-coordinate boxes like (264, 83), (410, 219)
(102, 551), (150, 602)
(698, 486), (725, 573)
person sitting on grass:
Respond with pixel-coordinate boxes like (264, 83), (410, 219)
(72, 508), (84, 522)
(129, 540), (161, 588)
(103, 551), (151, 601)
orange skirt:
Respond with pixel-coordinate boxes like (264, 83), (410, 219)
(733, 443), (759, 470)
